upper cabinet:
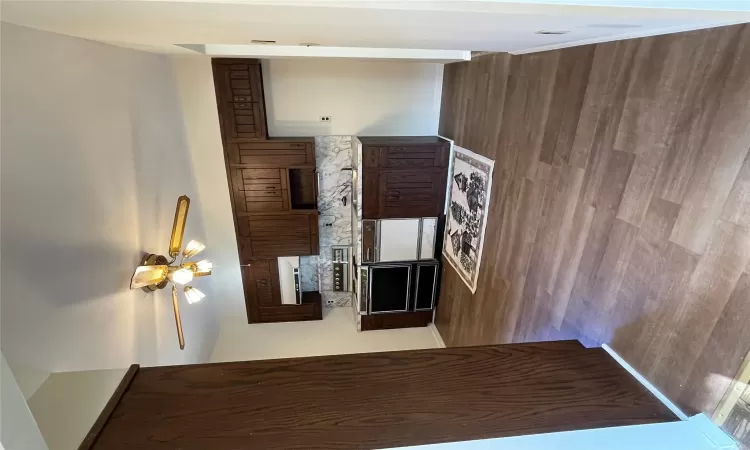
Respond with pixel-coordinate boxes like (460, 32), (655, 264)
(359, 136), (450, 219)
(212, 58), (319, 259)
(212, 59), (268, 140)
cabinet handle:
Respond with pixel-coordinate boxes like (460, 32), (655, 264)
(366, 248), (371, 261)
(291, 143), (304, 148)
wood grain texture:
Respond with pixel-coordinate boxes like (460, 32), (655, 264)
(436, 23), (750, 426)
(360, 310), (433, 331)
(78, 365), (139, 450)
(90, 343), (675, 450)
(212, 59), (321, 323)
(360, 137), (449, 219)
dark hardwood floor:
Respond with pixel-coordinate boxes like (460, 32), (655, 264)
(91, 342), (676, 449)
(436, 22), (750, 424)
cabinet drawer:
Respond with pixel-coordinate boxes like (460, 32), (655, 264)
(380, 145), (449, 169)
(226, 141), (314, 167)
(245, 184), (283, 196)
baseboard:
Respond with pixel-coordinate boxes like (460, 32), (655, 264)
(428, 323), (446, 348)
(602, 344), (689, 421)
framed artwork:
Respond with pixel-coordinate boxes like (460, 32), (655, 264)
(442, 145), (494, 293)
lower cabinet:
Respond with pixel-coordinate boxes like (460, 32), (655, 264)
(357, 260), (440, 330)
(241, 260), (322, 323)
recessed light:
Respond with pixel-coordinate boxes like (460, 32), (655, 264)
(536, 30), (570, 35)
(251, 40), (276, 44)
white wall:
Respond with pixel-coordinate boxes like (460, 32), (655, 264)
(0, 24), (219, 380)
(262, 59), (443, 136)
(1, 354), (48, 450)
(27, 369), (127, 450)
(211, 307), (439, 362)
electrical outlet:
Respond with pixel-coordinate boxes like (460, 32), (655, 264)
(325, 299), (335, 306)
(320, 116), (332, 122)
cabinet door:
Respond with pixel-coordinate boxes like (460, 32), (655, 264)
(414, 263), (438, 311)
(241, 259), (281, 308)
(378, 219), (420, 262)
(231, 168), (289, 213)
(368, 265), (411, 314)
(237, 213), (319, 258)
(363, 171), (446, 219)
(212, 60), (267, 140)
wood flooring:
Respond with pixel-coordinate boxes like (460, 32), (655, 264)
(90, 342), (676, 449)
(436, 23), (750, 423)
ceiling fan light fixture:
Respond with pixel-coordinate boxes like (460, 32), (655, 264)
(183, 240), (206, 259)
(194, 259), (213, 276)
(170, 267), (194, 285)
(130, 195), (213, 350)
(169, 196), (190, 257)
(184, 286), (206, 304)
(130, 264), (168, 289)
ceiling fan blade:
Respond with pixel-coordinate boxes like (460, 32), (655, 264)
(172, 285), (185, 350)
(168, 195), (191, 258)
(130, 265), (168, 289)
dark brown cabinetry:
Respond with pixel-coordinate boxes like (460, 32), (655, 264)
(360, 136), (450, 219)
(241, 261), (322, 322)
(213, 58), (321, 323)
(226, 140), (314, 166)
(212, 59), (267, 139)
(86, 342), (677, 450)
(237, 213), (319, 259)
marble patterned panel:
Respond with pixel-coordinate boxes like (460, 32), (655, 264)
(315, 136), (353, 306)
(322, 291), (354, 308)
(299, 255), (319, 292)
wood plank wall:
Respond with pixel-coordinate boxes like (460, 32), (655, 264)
(436, 23), (750, 419)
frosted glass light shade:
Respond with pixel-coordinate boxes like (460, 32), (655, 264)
(170, 267), (194, 285)
(184, 286), (205, 304)
(183, 240), (205, 259)
(194, 259), (213, 275)
(130, 265), (168, 289)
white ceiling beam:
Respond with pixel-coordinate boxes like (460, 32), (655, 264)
(181, 44), (471, 62)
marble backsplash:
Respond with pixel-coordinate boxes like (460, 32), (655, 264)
(299, 136), (354, 307)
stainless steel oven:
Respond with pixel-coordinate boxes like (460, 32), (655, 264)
(367, 264), (412, 314)
(356, 260), (439, 316)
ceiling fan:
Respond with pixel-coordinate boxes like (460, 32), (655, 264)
(129, 195), (213, 350)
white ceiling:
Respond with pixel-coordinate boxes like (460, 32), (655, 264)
(2, 1), (748, 56)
